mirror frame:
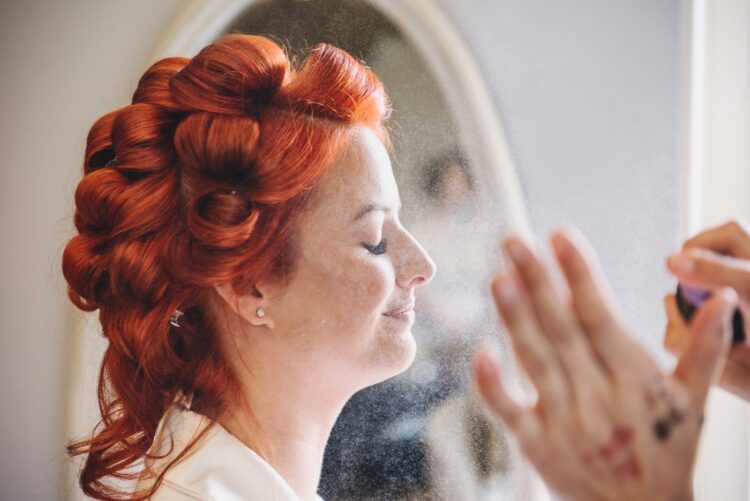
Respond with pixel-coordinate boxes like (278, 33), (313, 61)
(152, 0), (530, 235)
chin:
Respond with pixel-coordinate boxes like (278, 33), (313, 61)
(365, 326), (417, 385)
(395, 329), (417, 373)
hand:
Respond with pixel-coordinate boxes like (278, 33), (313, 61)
(664, 219), (750, 401)
(473, 226), (737, 501)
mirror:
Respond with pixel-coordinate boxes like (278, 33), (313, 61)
(69, 0), (542, 499)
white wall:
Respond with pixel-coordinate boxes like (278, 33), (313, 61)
(0, 2), (182, 499)
(434, 0), (685, 357)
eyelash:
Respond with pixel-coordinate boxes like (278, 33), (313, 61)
(363, 239), (388, 255)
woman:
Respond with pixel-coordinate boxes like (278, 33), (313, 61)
(63, 34), (435, 500)
(473, 221), (750, 500)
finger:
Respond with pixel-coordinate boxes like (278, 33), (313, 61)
(663, 293), (689, 355)
(549, 226), (653, 374)
(684, 219), (750, 259)
(490, 273), (570, 412)
(673, 287), (739, 405)
(503, 235), (603, 385)
(667, 247), (750, 298)
(473, 347), (544, 452)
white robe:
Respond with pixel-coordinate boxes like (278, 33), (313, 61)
(136, 400), (325, 501)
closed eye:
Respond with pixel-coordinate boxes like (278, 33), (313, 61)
(363, 240), (388, 255)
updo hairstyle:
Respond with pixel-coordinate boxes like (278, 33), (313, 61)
(63, 33), (391, 500)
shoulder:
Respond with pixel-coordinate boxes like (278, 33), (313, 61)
(139, 404), (304, 501)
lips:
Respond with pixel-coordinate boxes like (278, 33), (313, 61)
(384, 300), (415, 319)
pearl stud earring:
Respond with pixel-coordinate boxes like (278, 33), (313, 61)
(256, 307), (266, 318)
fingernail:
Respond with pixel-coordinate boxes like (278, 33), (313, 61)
(493, 277), (518, 304)
(669, 254), (694, 274)
(506, 238), (530, 264)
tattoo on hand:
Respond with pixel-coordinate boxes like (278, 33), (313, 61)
(645, 377), (686, 442)
(581, 426), (642, 481)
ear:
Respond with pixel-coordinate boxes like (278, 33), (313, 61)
(213, 281), (274, 329)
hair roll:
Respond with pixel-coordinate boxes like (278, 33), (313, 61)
(63, 33), (391, 500)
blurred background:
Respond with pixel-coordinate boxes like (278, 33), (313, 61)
(1, 0), (748, 499)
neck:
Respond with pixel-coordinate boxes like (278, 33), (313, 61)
(215, 349), (352, 501)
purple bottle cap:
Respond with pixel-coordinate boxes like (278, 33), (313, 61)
(679, 283), (712, 307)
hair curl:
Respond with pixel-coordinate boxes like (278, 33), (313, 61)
(63, 33), (391, 500)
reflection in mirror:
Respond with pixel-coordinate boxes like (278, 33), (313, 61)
(225, 1), (532, 499)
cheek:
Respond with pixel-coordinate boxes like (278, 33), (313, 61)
(332, 256), (392, 322)
(281, 252), (392, 335)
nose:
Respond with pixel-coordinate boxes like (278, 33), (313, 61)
(396, 230), (436, 289)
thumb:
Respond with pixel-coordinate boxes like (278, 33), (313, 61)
(673, 287), (739, 405)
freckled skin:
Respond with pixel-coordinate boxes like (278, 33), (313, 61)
(266, 126), (436, 392)
(205, 126), (436, 501)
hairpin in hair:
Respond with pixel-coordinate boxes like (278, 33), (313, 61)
(175, 391), (193, 410)
(105, 156), (118, 168)
(169, 309), (184, 328)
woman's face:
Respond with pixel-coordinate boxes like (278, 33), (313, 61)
(265, 125), (436, 389)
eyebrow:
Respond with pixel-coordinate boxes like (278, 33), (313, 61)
(352, 202), (401, 222)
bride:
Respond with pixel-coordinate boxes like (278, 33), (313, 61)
(63, 33), (435, 500)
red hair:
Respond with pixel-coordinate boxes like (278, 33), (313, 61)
(63, 33), (391, 500)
